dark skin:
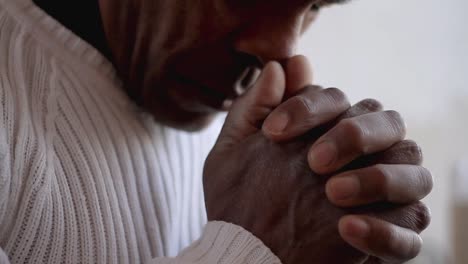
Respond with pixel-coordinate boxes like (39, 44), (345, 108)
(34, 0), (433, 262)
(205, 59), (431, 263)
(206, 118), (429, 264)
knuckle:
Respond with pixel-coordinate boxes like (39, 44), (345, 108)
(399, 234), (423, 261)
(323, 87), (349, 106)
(415, 166), (434, 196)
(289, 95), (314, 114)
(385, 110), (404, 121)
(359, 98), (383, 112)
(381, 140), (424, 165)
(380, 225), (403, 258)
(383, 110), (407, 137)
(372, 164), (391, 196)
(401, 139), (420, 150)
(339, 98), (380, 120)
(303, 84), (323, 93)
(407, 202), (432, 233)
(338, 119), (366, 150)
(383, 202), (431, 234)
(297, 85), (323, 97)
(410, 141), (424, 163)
(384, 225), (422, 261)
(415, 202), (432, 231)
(365, 216), (422, 262)
(399, 140), (424, 164)
(408, 234), (423, 260)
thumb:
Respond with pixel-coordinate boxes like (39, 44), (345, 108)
(218, 61), (286, 146)
(285, 55), (314, 97)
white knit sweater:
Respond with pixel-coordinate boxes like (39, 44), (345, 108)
(0, 0), (281, 263)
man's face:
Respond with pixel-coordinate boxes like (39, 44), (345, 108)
(102, 0), (338, 131)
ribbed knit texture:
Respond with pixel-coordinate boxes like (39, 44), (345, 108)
(0, 0), (281, 263)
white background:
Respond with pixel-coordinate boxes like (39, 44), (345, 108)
(298, 0), (468, 262)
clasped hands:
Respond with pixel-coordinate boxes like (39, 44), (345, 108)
(204, 56), (432, 264)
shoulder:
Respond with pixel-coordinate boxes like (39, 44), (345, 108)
(0, 1), (63, 168)
(0, 0), (57, 107)
(0, 0), (65, 121)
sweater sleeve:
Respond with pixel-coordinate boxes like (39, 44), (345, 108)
(0, 129), (10, 264)
(150, 222), (281, 264)
(0, 141), (9, 261)
(0, 249), (10, 264)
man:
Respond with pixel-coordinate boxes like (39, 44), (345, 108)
(0, 0), (432, 263)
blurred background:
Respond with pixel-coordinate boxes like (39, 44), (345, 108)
(297, 0), (468, 263)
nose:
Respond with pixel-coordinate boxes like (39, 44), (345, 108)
(234, 13), (304, 64)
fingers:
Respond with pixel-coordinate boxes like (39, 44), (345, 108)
(326, 164), (433, 207)
(218, 62), (286, 147)
(262, 86), (351, 141)
(339, 202), (431, 263)
(373, 202), (432, 234)
(338, 215), (423, 263)
(322, 98), (429, 263)
(372, 140), (423, 166)
(308, 110), (407, 174)
(346, 140), (424, 173)
(339, 99), (384, 120)
(284, 55), (314, 96)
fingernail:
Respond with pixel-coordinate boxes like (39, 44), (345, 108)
(344, 217), (370, 238)
(309, 141), (336, 169)
(263, 112), (289, 135)
(327, 175), (360, 201)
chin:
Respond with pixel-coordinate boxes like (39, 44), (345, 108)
(150, 108), (219, 132)
(174, 114), (219, 132)
(139, 83), (223, 132)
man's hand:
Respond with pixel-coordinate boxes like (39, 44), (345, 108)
(204, 58), (431, 264)
(205, 62), (361, 263)
(261, 56), (432, 263)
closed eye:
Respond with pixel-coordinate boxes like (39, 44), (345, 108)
(310, 3), (321, 12)
(311, 0), (351, 11)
